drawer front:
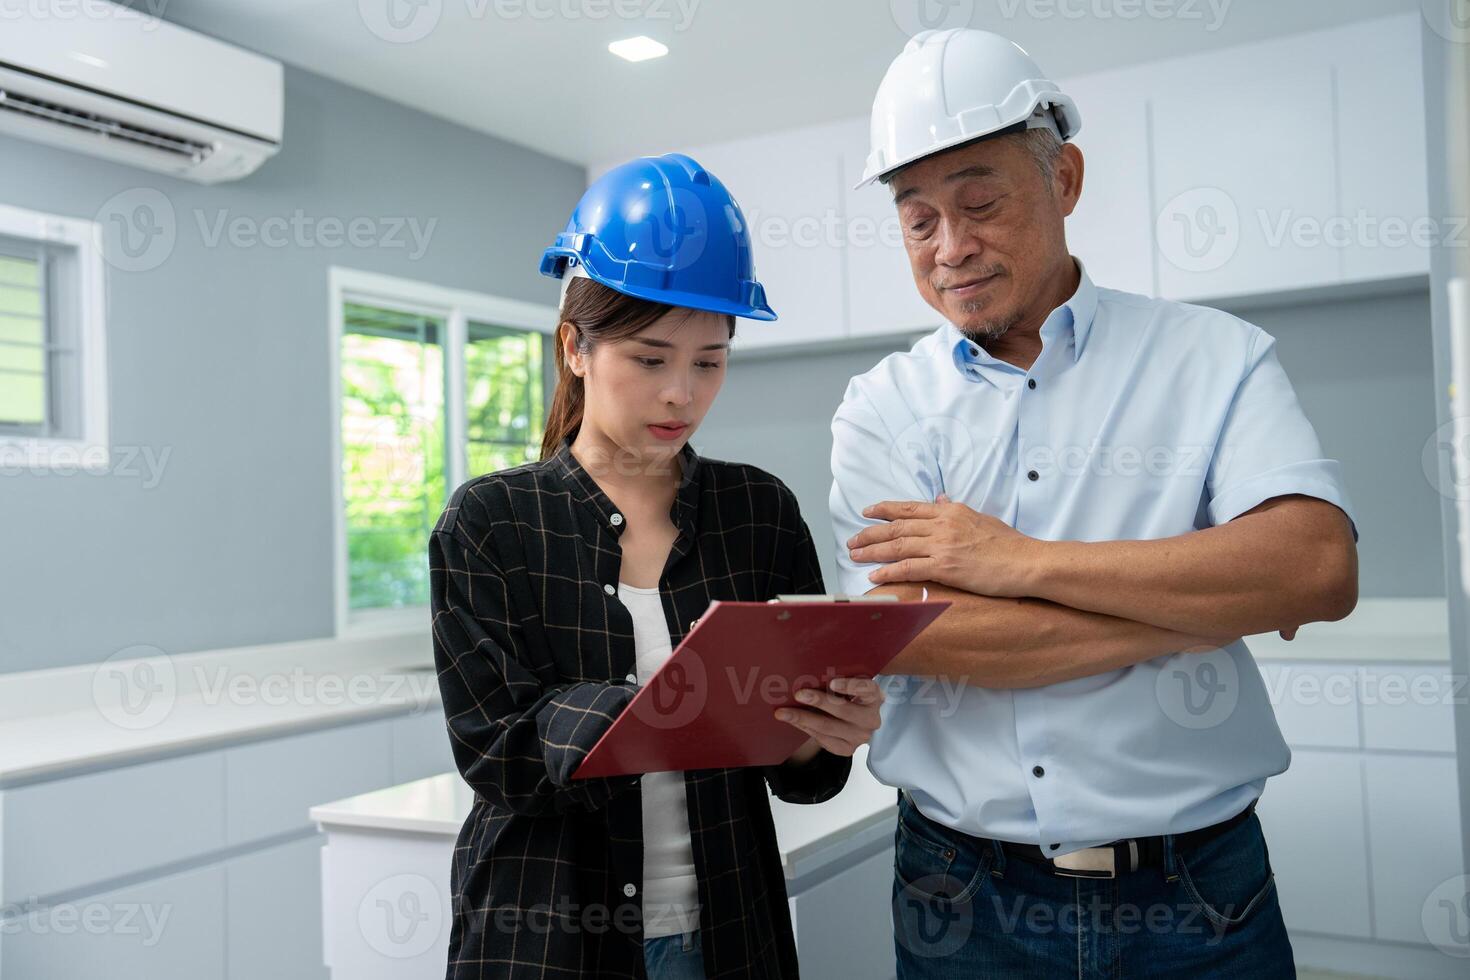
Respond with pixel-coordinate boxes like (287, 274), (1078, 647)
(3, 751), (226, 902)
(225, 718), (393, 846)
(1259, 663), (1360, 749)
(1359, 666), (1458, 753)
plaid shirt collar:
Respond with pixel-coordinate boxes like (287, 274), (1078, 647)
(548, 432), (703, 545)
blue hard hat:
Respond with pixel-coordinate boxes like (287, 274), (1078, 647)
(539, 152), (776, 321)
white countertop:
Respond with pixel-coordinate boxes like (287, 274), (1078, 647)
(311, 747), (899, 878)
(0, 599), (1443, 786)
(0, 630), (436, 785)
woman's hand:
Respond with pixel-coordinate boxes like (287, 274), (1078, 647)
(775, 676), (885, 761)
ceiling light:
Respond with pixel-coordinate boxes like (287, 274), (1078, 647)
(608, 36), (667, 62)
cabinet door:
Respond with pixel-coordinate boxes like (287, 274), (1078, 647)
(1059, 67), (1155, 297)
(1256, 749), (1372, 939)
(1150, 49), (1339, 301)
(682, 122), (850, 350)
(1358, 665), (1458, 753)
(1, 863), (226, 980)
(1257, 662), (1360, 749)
(840, 116), (943, 339)
(1334, 14), (1431, 283)
(227, 835), (328, 980)
(789, 841), (896, 977)
(1364, 754), (1466, 949)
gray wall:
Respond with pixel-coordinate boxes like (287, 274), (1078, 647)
(694, 286), (1442, 600)
(1226, 287), (1443, 598)
(0, 65), (584, 673)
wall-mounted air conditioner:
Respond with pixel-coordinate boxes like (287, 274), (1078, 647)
(0, 6), (283, 184)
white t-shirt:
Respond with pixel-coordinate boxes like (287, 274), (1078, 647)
(618, 582), (701, 938)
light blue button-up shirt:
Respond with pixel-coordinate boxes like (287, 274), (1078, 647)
(828, 259), (1356, 855)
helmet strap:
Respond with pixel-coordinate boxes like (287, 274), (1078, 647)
(558, 260), (591, 311)
(1025, 104), (1064, 141)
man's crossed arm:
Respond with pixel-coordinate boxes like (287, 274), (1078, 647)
(847, 493), (1358, 687)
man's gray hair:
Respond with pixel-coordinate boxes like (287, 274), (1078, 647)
(1017, 127), (1064, 186)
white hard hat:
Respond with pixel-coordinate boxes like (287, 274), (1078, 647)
(857, 28), (1081, 189)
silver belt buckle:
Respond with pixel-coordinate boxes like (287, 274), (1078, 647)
(1051, 844), (1118, 879)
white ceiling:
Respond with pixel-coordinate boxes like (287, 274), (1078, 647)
(164, 0), (1421, 167)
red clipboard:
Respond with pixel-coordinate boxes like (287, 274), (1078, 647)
(571, 597), (949, 779)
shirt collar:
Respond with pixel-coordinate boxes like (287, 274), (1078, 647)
(549, 431), (702, 541)
(947, 257), (1098, 380)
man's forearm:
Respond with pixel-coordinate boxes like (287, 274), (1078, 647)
(1023, 496), (1357, 638)
(877, 582), (1228, 688)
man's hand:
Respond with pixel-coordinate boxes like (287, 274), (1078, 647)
(776, 676), (884, 759)
(848, 495), (1040, 596)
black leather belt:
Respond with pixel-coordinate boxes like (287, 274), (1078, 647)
(996, 799), (1259, 880)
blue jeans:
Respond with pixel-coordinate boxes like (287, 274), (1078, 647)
(892, 793), (1294, 978)
(643, 930), (704, 980)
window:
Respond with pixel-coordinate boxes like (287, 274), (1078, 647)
(0, 205), (108, 468)
(330, 268), (553, 634)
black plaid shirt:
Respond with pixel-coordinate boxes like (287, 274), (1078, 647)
(431, 435), (851, 979)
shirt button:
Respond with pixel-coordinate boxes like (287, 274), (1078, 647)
(623, 883), (637, 898)
(625, 672), (637, 684)
(610, 512), (624, 527)
(1027, 378), (1037, 390)
(603, 584), (616, 595)
(1027, 470), (1039, 481)
(1049, 843), (1060, 851)
(1032, 765), (1045, 778)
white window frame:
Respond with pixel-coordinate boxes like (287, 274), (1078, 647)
(0, 203), (109, 470)
(328, 266), (557, 637)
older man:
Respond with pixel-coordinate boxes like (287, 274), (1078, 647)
(830, 29), (1358, 979)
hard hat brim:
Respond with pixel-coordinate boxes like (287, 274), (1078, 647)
(542, 247), (777, 322)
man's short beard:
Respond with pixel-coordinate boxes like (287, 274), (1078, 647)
(957, 305), (1023, 343)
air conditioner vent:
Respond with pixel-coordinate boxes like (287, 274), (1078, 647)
(0, 85), (213, 163)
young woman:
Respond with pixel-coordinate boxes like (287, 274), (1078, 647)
(430, 153), (884, 980)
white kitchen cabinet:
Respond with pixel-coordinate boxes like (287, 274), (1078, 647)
(1334, 15), (1432, 283)
(1256, 749), (1373, 939)
(839, 116), (943, 339)
(1149, 14), (1427, 303)
(679, 121), (851, 351)
(1058, 66), (1155, 297)
(1149, 44), (1340, 301)
(1364, 754), (1466, 949)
